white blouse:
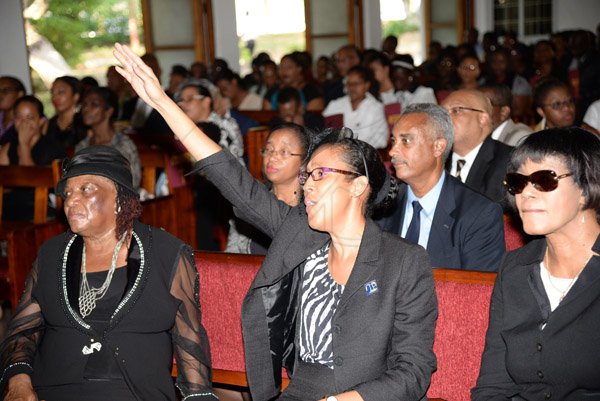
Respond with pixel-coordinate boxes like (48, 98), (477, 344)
(322, 93), (389, 149)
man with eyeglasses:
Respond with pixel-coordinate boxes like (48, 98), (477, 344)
(376, 103), (504, 271)
(0, 76), (26, 143)
(441, 89), (513, 207)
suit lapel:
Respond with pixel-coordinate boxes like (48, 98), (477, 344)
(428, 175), (457, 252)
(253, 213), (329, 288)
(465, 136), (495, 188)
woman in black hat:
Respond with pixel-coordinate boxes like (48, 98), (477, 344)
(0, 145), (215, 401)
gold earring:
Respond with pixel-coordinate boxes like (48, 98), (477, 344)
(581, 213), (585, 224)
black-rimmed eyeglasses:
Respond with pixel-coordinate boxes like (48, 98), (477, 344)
(447, 106), (485, 116)
(298, 167), (361, 185)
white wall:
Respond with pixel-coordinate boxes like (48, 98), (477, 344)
(363, 0), (383, 49)
(554, 0), (600, 32)
(212, 0), (241, 72)
(0, 0), (32, 92)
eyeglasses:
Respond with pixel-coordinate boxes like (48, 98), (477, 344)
(447, 106), (485, 116)
(259, 147), (303, 159)
(542, 98), (575, 110)
(298, 167), (361, 185)
(177, 95), (204, 105)
(459, 64), (479, 71)
(503, 170), (573, 195)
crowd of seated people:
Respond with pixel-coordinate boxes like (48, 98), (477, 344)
(2, 27), (600, 250)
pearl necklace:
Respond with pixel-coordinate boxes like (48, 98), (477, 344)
(78, 233), (127, 318)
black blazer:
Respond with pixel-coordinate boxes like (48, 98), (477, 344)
(194, 150), (438, 401)
(447, 136), (513, 206)
(472, 235), (600, 400)
(377, 174), (505, 271)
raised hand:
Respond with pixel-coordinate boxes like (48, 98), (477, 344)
(113, 43), (167, 111)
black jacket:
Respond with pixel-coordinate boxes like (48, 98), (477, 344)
(472, 235), (600, 400)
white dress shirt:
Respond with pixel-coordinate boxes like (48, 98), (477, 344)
(401, 171), (446, 249)
(450, 142), (483, 182)
(322, 92), (389, 149)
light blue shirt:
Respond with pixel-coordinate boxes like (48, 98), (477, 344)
(401, 171), (446, 249)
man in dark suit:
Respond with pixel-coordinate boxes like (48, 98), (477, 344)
(441, 89), (513, 206)
(377, 103), (505, 271)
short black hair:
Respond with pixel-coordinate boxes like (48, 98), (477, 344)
(54, 76), (81, 97)
(170, 64), (190, 78)
(277, 87), (302, 104)
(83, 87), (118, 121)
(507, 127), (600, 220)
(268, 122), (310, 159)
(534, 78), (570, 108)
(306, 128), (397, 217)
(0, 76), (26, 94)
(14, 95), (44, 117)
(481, 84), (512, 107)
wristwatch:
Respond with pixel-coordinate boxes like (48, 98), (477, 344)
(326, 397), (338, 401)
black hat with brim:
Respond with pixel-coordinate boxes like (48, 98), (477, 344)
(56, 145), (138, 198)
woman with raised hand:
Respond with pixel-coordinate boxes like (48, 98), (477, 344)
(472, 128), (600, 400)
(114, 43), (437, 401)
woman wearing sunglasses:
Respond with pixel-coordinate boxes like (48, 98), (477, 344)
(114, 43), (437, 401)
(473, 127), (600, 400)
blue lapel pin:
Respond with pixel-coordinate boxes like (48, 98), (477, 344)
(365, 280), (378, 296)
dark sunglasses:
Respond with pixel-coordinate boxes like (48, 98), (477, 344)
(503, 170), (573, 195)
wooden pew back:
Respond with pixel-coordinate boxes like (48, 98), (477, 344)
(0, 163), (61, 223)
(244, 126), (270, 179)
(0, 220), (67, 309)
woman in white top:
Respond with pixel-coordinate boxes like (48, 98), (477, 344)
(322, 66), (389, 149)
(367, 52), (396, 105)
(390, 56), (437, 108)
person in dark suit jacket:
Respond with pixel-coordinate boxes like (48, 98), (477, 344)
(473, 128), (600, 400)
(442, 88), (513, 206)
(377, 103), (505, 271)
(114, 43), (438, 401)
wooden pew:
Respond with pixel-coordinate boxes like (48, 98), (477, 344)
(238, 110), (278, 126)
(0, 220), (67, 309)
(0, 162), (65, 309)
(139, 146), (174, 195)
(138, 147), (198, 247)
(0, 162), (61, 223)
(187, 251), (494, 400)
(244, 126), (270, 179)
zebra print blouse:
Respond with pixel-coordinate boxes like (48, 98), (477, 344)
(299, 242), (345, 368)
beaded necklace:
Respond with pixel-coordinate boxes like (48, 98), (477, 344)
(78, 233), (127, 318)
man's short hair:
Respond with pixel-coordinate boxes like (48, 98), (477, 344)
(481, 84), (512, 107)
(401, 103), (454, 161)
